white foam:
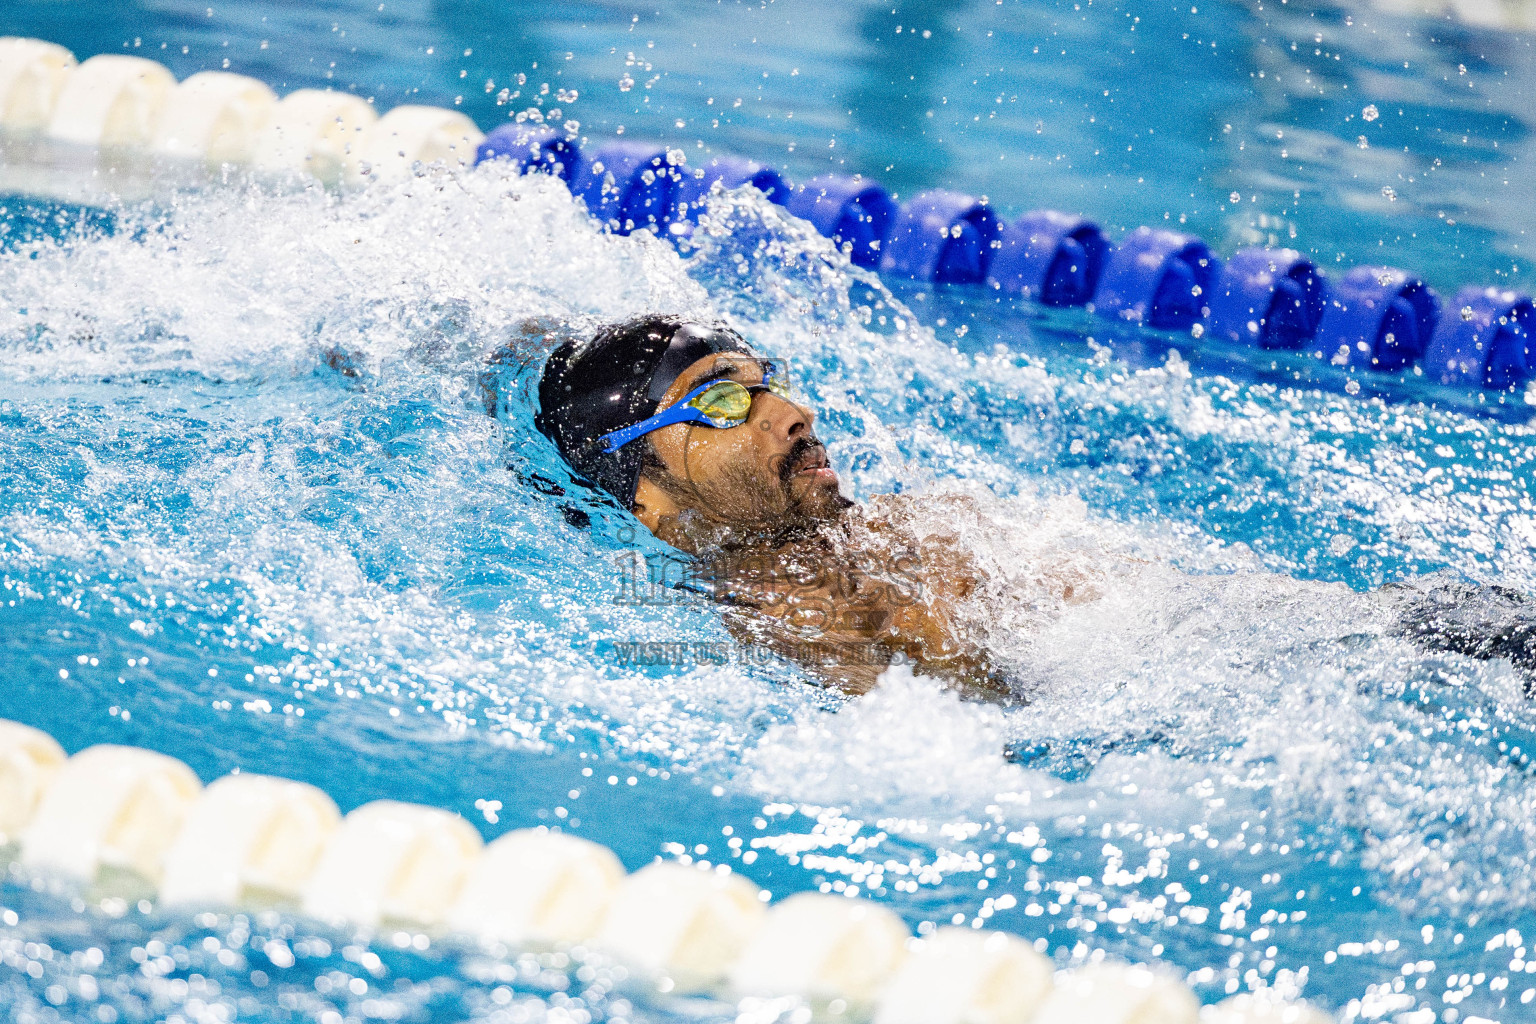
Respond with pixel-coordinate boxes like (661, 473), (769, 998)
(742, 664), (1033, 809)
(152, 71), (277, 165)
(0, 163), (708, 381)
(46, 54), (175, 148)
(20, 745), (202, 883)
(159, 773), (341, 906)
(0, 37), (75, 133)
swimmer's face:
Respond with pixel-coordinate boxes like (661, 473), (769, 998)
(635, 352), (845, 533)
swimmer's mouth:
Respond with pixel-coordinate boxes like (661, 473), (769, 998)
(789, 447), (835, 479)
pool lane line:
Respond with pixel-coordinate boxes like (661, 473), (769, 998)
(0, 720), (1331, 1024)
(0, 36), (1531, 403)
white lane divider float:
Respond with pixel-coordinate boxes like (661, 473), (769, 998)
(46, 54), (176, 149)
(1200, 992), (1335, 1024)
(159, 773), (340, 907)
(874, 927), (1053, 1024)
(20, 744), (201, 883)
(0, 720), (65, 844)
(0, 38), (481, 189)
(345, 103), (483, 185)
(0, 37), (75, 134)
(448, 827), (625, 946)
(1035, 964), (1200, 1024)
(254, 88), (377, 185)
(152, 70), (277, 166)
(729, 892), (909, 1009)
(596, 860), (767, 992)
(0, 720), (1340, 1023)
(301, 799), (483, 928)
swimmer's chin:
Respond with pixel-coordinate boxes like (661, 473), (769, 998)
(789, 473), (851, 524)
(791, 464), (843, 502)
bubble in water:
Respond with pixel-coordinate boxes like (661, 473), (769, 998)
(1382, 186), (1396, 201)
(618, 73), (634, 91)
(1461, 305), (1476, 321)
(1229, 191), (1242, 203)
(1190, 323), (1205, 339)
(1362, 104), (1379, 121)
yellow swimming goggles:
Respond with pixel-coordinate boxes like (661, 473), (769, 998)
(601, 359), (791, 452)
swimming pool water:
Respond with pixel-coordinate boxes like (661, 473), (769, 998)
(3, 2), (1536, 1023)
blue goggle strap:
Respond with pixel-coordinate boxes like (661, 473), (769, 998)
(600, 388), (719, 453)
(599, 360), (784, 455)
(599, 362), (786, 454)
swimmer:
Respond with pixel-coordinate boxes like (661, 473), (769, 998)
(528, 315), (1536, 700)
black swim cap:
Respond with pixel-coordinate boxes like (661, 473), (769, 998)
(535, 315), (751, 506)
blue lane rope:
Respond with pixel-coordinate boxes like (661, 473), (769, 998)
(474, 123), (1534, 393)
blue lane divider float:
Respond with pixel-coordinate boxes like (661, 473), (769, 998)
(1424, 286), (1536, 389)
(781, 174), (897, 270)
(1312, 266), (1440, 372)
(1094, 228), (1222, 331)
(471, 131), (1536, 394)
(568, 140), (686, 236)
(1206, 248), (1328, 350)
(987, 210), (1109, 307)
(477, 124), (578, 181)
(879, 189), (999, 284)
(674, 155), (788, 227)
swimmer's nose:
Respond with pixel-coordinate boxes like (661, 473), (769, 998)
(755, 390), (815, 441)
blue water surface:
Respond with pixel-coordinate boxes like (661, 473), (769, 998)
(3, 2), (1536, 1024)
